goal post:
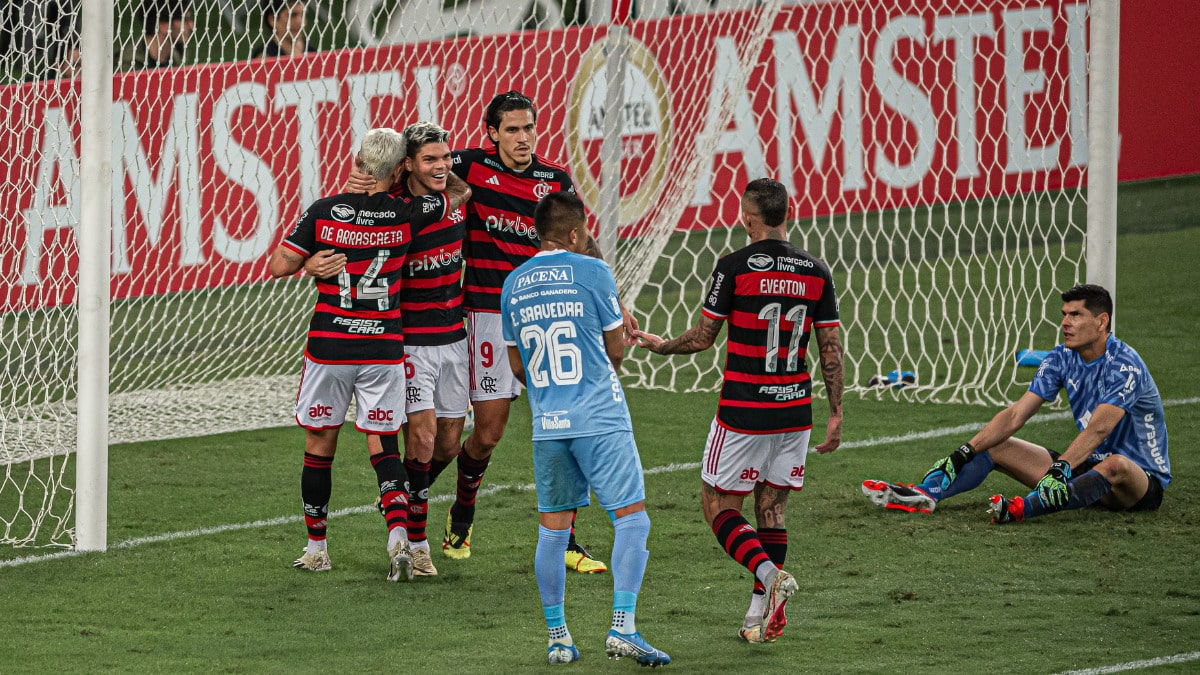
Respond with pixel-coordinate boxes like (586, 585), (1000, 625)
(2, 0), (1118, 548)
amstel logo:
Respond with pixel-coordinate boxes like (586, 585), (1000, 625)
(566, 36), (671, 226)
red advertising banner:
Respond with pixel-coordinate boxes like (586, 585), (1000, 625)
(1, 0), (1196, 312)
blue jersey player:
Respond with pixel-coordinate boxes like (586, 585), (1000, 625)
(500, 192), (669, 667)
(862, 284), (1170, 524)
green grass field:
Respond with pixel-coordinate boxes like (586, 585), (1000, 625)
(2, 175), (1199, 672)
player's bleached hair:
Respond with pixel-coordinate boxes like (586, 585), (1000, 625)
(402, 122), (450, 159)
(357, 128), (406, 180)
(485, 90), (537, 131)
(742, 178), (788, 227)
(1062, 284), (1113, 326)
(534, 192), (585, 242)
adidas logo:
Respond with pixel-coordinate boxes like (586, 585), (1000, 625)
(486, 176), (500, 186)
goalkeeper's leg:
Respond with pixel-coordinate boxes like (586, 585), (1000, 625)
(1017, 456), (1156, 519)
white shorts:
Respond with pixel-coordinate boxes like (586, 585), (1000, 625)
(467, 310), (521, 402)
(702, 419), (810, 495)
(405, 340), (470, 417)
(294, 357), (407, 434)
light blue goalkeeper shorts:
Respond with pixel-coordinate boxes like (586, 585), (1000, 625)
(533, 431), (646, 513)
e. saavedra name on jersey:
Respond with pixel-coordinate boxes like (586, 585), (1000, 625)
(518, 301), (585, 324)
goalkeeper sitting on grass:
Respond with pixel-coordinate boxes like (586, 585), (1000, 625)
(862, 284), (1171, 523)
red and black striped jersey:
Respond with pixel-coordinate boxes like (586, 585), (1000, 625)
(701, 239), (840, 434)
(452, 147), (575, 312)
(282, 190), (448, 364)
(389, 181), (467, 346)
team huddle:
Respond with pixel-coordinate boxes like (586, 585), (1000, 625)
(267, 91), (1172, 667)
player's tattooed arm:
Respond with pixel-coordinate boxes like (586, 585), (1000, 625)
(444, 172), (472, 211)
(268, 245), (307, 278)
(814, 325), (844, 453)
(632, 315), (723, 355)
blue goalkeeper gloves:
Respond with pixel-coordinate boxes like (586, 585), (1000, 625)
(1035, 460), (1073, 508)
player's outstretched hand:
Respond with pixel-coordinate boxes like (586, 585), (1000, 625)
(304, 249), (347, 279)
(343, 165), (374, 193)
(630, 328), (665, 353)
(813, 412), (842, 454)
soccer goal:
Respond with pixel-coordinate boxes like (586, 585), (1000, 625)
(0, 0), (1116, 549)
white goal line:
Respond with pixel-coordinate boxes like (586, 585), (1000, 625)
(1053, 651), (1200, 675)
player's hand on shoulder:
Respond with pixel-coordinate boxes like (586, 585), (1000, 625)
(304, 249), (347, 279)
(343, 165), (374, 194)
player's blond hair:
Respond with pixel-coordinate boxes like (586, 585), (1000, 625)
(402, 122), (450, 158)
(357, 128), (406, 180)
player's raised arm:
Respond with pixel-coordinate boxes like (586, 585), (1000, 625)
(444, 171), (471, 211)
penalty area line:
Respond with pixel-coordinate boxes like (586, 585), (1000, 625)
(1053, 650), (1200, 675)
(3, 395), (1197, 572)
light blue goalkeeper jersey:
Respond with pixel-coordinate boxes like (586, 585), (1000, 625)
(501, 250), (631, 441)
(1029, 334), (1171, 488)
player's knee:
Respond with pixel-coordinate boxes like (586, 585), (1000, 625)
(1093, 454), (1141, 484)
(469, 421), (505, 452)
(406, 427), (435, 456)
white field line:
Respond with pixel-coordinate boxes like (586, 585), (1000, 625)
(1053, 651), (1200, 674)
(4, 395), (1198, 573)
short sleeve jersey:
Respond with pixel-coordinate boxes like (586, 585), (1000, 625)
(452, 147), (575, 312)
(500, 250), (631, 440)
(389, 181), (468, 346)
(1028, 334), (1171, 488)
(702, 239), (840, 434)
(282, 190), (448, 364)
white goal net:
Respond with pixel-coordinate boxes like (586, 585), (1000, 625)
(2, 0), (1096, 547)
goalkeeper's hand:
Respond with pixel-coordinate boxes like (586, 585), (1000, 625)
(1035, 460), (1072, 508)
(922, 443), (975, 488)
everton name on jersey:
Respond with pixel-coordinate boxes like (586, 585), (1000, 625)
(389, 181), (468, 346)
(500, 250), (632, 441)
(452, 147), (575, 313)
(1029, 334), (1171, 488)
(702, 239), (840, 434)
(282, 190), (448, 364)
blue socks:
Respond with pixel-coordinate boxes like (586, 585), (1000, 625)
(536, 525), (570, 612)
(611, 510), (651, 634)
(537, 512), (652, 639)
(1024, 469), (1113, 518)
(919, 451), (995, 501)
